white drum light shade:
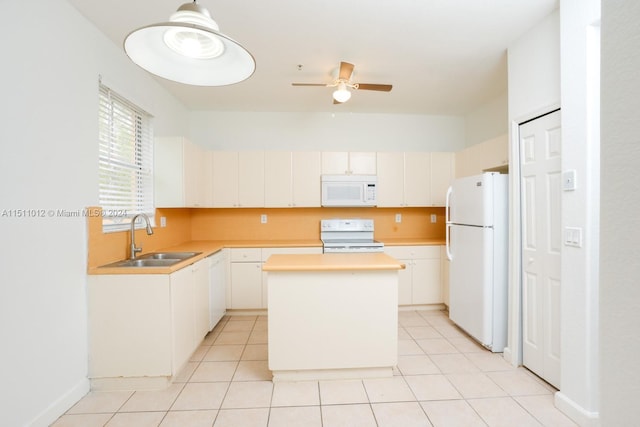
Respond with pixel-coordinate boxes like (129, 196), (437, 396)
(124, 2), (255, 86)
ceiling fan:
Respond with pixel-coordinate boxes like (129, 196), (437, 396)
(292, 61), (392, 104)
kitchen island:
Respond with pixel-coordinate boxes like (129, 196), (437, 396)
(263, 252), (404, 381)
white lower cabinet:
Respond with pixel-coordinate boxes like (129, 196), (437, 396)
(229, 248), (263, 309)
(192, 259), (210, 342)
(229, 246), (322, 310)
(88, 258), (209, 389)
(209, 250), (228, 329)
(384, 245), (442, 305)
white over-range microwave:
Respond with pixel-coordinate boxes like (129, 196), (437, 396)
(321, 175), (378, 207)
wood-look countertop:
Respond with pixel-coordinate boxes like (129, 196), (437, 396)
(88, 238), (442, 275)
(263, 253), (406, 272)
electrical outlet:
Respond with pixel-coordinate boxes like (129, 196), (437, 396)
(160, 217), (167, 227)
(563, 170), (577, 191)
(395, 213), (402, 223)
(260, 214), (268, 224)
(430, 214), (437, 223)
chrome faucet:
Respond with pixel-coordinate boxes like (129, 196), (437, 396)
(130, 213), (154, 260)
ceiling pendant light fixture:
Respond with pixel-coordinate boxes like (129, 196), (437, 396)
(124, 1), (255, 86)
(332, 81), (352, 103)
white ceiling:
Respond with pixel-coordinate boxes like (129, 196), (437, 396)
(68, 0), (557, 115)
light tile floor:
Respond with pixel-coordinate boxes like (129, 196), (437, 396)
(52, 310), (578, 427)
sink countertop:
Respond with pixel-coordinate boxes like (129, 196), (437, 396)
(88, 238), (444, 275)
(88, 239), (321, 275)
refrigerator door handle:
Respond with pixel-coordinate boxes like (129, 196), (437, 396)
(445, 186), (453, 260)
(446, 223), (453, 260)
(445, 186), (453, 224)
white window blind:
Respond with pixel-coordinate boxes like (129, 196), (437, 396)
(98, 83), (154, 232)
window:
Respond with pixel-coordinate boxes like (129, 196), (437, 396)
(98, 83), (154, 232)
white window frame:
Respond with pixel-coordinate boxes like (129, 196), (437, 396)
(98, 83), (154, 232)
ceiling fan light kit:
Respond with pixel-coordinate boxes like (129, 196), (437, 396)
(293, 61), (392, 104)
(124, 1), (255, 86)
(332, 82), (352, 103)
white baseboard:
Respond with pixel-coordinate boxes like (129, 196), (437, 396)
(502, 346), (516, 366)
(555, 391), (600, 427)
(29, 377), (90, 427)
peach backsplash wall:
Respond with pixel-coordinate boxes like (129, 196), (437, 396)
(88, 206), (445, 268)
(188, 207), (446, 241)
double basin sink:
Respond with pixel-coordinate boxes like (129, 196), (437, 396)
(101, 252), (202, 268)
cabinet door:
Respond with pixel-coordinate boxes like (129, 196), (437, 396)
(238, 151), (265, 207)
(265, 151), (292, 207)
(184, 142), (206, 207)
(321, 152), (349, 174)
(88, 275), (172, 378)
(192, 259), (210, 341)
(170, 267), (195, 373)
(230, 262), (263, 309)
(404, 152), (431, 206)
(412, 258), (442, 304)
(209, 251), (228, 329)
(431, 152), (454, 206)
(349, 152), (377, 175)
(292, 151), (321, 207)
(154, 137), (185, 207)
(376, 152), (405, 207)
(212, 151), (239, 207)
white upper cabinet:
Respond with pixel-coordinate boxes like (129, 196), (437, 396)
(155, 137), (211, 207)
(321, 152), (376, 175)
(156, 143), (453, 208)
(404, 152), (432, 206)
(211, 151), (264, 207)
(292, 152), (321, 207)
(211, 151), (238, 207)
(264, 151), (321, 207)
(430, 152), (455, 206)
(455, 134), (508, 178)
(238, 151), (265, 207)
(376, 152), (405, 207)
(376, 152), (431, 207)
(264, 151), (291, 207)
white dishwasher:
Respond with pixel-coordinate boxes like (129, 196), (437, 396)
(208, 250), (228, 330)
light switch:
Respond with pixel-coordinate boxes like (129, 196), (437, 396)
(564, 226), (583, 247)
(160, 217), (167, 227)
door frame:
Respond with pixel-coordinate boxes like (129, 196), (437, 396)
(504, 103), (560, 367)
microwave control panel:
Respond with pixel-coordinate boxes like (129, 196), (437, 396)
(365, 183), (377, 201)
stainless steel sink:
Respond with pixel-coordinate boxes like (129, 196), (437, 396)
(100, 252), (201, 268)
(139, 252), (201, 260)
(107, 259), (181, 267)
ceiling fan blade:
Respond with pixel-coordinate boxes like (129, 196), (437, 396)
(356, 83), (393, 92)
(338, 62), (355, 81)
(333, 99), (343, 105)
(292, 83), (329, 86)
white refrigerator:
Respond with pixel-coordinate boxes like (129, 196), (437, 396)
(446, 172), (508, 352)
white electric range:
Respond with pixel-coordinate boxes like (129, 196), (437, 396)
(320, 218), (384, 253)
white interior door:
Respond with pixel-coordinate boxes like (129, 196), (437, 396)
(520, 110), (561, 388)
